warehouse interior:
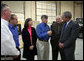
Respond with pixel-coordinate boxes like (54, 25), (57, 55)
(1, 1), (83, 60)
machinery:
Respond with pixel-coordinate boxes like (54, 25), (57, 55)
(76, 18), (83, 39)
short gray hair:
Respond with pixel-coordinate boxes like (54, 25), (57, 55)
(63, 11), (72, 19)
(1, 3), (8, 12)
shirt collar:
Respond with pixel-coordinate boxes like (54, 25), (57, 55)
(42, 22), (47, 26)
(9, 23), (13, 28)
(9, 23), (16, 28)
(1, 18), (9, 26)
(66, 20), (71, 25)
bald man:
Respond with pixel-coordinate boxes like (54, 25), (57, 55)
(50, 16), (64, 60)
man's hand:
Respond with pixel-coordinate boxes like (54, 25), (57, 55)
(47, 31), (52, 36)
(59, 42), (64, 48)
(29, 45), (34, 50)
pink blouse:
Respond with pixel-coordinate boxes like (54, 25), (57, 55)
(27, 27), (32, 45)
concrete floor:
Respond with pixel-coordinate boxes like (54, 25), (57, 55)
(20, 38), (83, 60)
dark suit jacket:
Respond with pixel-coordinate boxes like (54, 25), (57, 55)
(59, 20), (79, 60)
(50, 22), (64, 46)
(22, 27), (37, 58)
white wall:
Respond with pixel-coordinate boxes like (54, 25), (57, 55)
(61, 1), (74, 20)
(25, 1), (36, 21)
(75, 3), (83, 18)
(2, 1), (24, 13)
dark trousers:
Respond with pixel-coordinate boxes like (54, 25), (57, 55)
(13, 47), (21, 60)
(59, 48), (75, 60)
(51, 42), (59, 60)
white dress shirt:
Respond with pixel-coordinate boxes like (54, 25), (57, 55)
(1, 18), (20, 55)
(66, 20), (71, 27)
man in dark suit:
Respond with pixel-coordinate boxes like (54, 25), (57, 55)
(59, 11), (79, 60)
(50, 16), (64, 60)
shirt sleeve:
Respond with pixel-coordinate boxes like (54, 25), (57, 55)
(36, 25), (49, 39)
(1, 25), (20, 55)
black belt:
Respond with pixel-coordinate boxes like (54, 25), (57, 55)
(39, 39), (48, 42)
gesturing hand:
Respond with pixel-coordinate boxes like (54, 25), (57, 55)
(47, 31), (52, 36)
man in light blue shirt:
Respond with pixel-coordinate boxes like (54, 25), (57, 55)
(36, 15), (52, 60)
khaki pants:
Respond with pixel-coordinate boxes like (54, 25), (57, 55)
(36, 39), (49, 60)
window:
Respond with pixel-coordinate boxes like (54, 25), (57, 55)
(36, 1), (56, 26)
